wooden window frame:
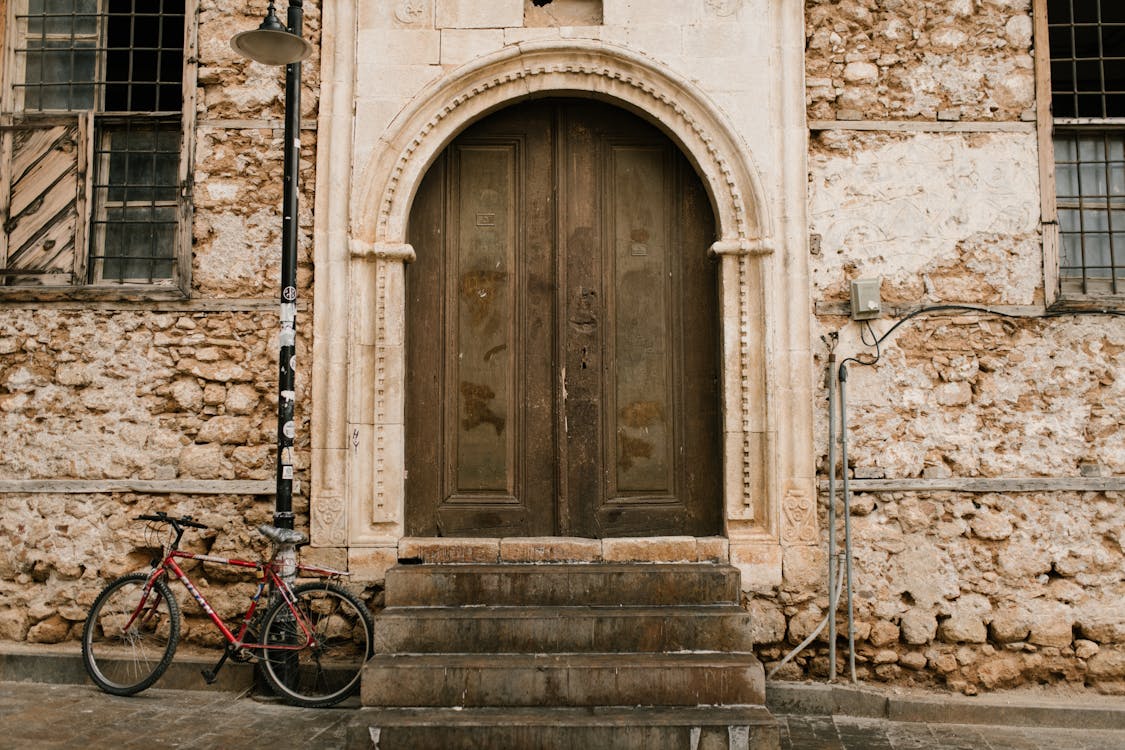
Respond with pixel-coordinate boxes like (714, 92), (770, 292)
(0, 0), (197, 301)
(1033, 0), (1125, 308)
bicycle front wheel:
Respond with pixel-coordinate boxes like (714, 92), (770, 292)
(259, 582), (373, 707)
(82, 572), (181, 696)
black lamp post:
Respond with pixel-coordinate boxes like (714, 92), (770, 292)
(232, 2), (313, 532)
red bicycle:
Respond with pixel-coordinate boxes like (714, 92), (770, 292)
(81, 512), (373, 707)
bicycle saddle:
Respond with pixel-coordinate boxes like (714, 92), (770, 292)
(257, 524), (310, 547)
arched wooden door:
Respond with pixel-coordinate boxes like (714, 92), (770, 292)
(405, 99), (720, 538)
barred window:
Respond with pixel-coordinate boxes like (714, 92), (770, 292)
(1048, 0), (1125, 295)
(1, 0), (189, 289)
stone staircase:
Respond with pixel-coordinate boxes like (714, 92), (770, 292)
(358, 563), (779, 749)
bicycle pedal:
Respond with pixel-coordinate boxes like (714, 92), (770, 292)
(201, 668), (218, 684)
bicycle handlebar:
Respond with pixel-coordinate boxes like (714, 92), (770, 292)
(137, 511), (209, 530)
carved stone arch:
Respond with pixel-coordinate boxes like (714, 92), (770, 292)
(351, 40), (774, 252)
(319, 39), (785, 562)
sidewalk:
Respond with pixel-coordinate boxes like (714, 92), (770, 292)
(2, 680), (1124, 750)
(2, 645), (1124, 749)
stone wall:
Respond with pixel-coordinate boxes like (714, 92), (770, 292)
(806, 0), (1035, 121)
(753, 0), (1125, 694)
(0, 1), (325, 646)
(752, 315), (1125, 694)
(2, 0), (1123, 699)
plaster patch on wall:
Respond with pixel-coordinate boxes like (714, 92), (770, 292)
(808, 131), (1041, 305)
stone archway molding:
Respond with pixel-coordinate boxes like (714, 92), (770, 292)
(314, 39), (789, 569)
(352, 39), (773, 250)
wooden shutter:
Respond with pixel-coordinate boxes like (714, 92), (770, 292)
(0, 116), (91, 286)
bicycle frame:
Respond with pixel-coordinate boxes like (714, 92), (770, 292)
(130, 548), (346, 653)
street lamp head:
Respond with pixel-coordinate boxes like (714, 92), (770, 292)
(231, 2), (312, 66)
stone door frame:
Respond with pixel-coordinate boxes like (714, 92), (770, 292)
(309, 34), (816, 581)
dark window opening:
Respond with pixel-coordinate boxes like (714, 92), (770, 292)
(7, 0), (187, 286)
(104, 0), (185, 113)
(1048, 0), (1125, 294)
(1048, 0), (1125, 118)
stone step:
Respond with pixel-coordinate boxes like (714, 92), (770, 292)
(361, 652), (765, 708)
(373, 604), (755, 654)
(384, 563), (741, 607)
(353, 706), (780, 750)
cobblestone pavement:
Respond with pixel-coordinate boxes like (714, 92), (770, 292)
(2, 681), (1125, 749)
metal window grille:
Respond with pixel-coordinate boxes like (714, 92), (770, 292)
(1054, 128), (1125, 294)
(1048, 0), (1125, 293)
(90, 117), (180, 283)
(9, 0), (185, 284)
(14, 0), (185, 114)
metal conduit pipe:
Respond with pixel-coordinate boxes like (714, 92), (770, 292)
(768, 342), (848, 683)
(838, 362), (858, 683)
(767, 559), (846, 680)
(826, 345), (839, 681)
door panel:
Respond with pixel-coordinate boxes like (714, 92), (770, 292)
(451, 145), (516, 494)
(406, 99), (719, 538)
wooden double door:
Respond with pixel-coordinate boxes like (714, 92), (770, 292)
(405, 99), (720, 538)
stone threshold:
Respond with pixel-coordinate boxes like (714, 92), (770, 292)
(397, 536), (730, 565)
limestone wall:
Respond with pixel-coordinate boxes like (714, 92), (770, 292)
(806, 0), (1035, 121)
(752, 314), (1125, 693)
(0, 1), (323, 646)
(1, 0), (1123, 699)
(752, 0), (1125, 693)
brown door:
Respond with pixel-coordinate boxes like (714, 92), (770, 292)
(405, 99), (720, 538)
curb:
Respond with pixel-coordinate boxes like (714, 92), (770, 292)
(767, 681), (1125, 731)
(0, 643), (253, 693)
(4, 644), (1124, 732)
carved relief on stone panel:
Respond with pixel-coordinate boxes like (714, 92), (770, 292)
(394, 0), (430, 27)
(781, 486), (818, 545)
(312, 492), (347, 545)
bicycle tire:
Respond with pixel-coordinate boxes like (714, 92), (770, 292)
(259, 581), (373, 708)
(82, 572), (181, 696)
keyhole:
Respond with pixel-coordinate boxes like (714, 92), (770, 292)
(581, 346), (588, 369)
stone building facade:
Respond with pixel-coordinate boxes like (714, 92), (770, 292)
(0, 0), (1122, 695)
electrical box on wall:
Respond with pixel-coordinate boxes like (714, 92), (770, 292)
(850, 278), (882, 320)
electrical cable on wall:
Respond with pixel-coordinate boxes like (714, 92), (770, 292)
(774, 302), (1124, 685)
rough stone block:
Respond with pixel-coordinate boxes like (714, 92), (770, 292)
(177, 443), (227, 479)
(731, 543), (782, 593)
(1028, 617), (1074, 649)
(869, 620), (901, 647)
(989, 604), (1031, 643)
(602, 537), (697, 563)
(781, 545), (827, 593)
(696, 536), (729, 562)
(197, 416), (252, 444)
(398, 538), (501, 564)
(1078, 612), (1125, 643)
(499, 537), (602, 563)
(940, 595), (990, 644)
(747, 598), (787, 644)
(27, 616), (69, 644)
(1087, 648), (1125, 679)
(346, 547), (397, 581)
(301, 545), (347, 572)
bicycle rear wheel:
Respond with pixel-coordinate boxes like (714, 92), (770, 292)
(259, 582), (373, 707)
(82, 572), (180, 696)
